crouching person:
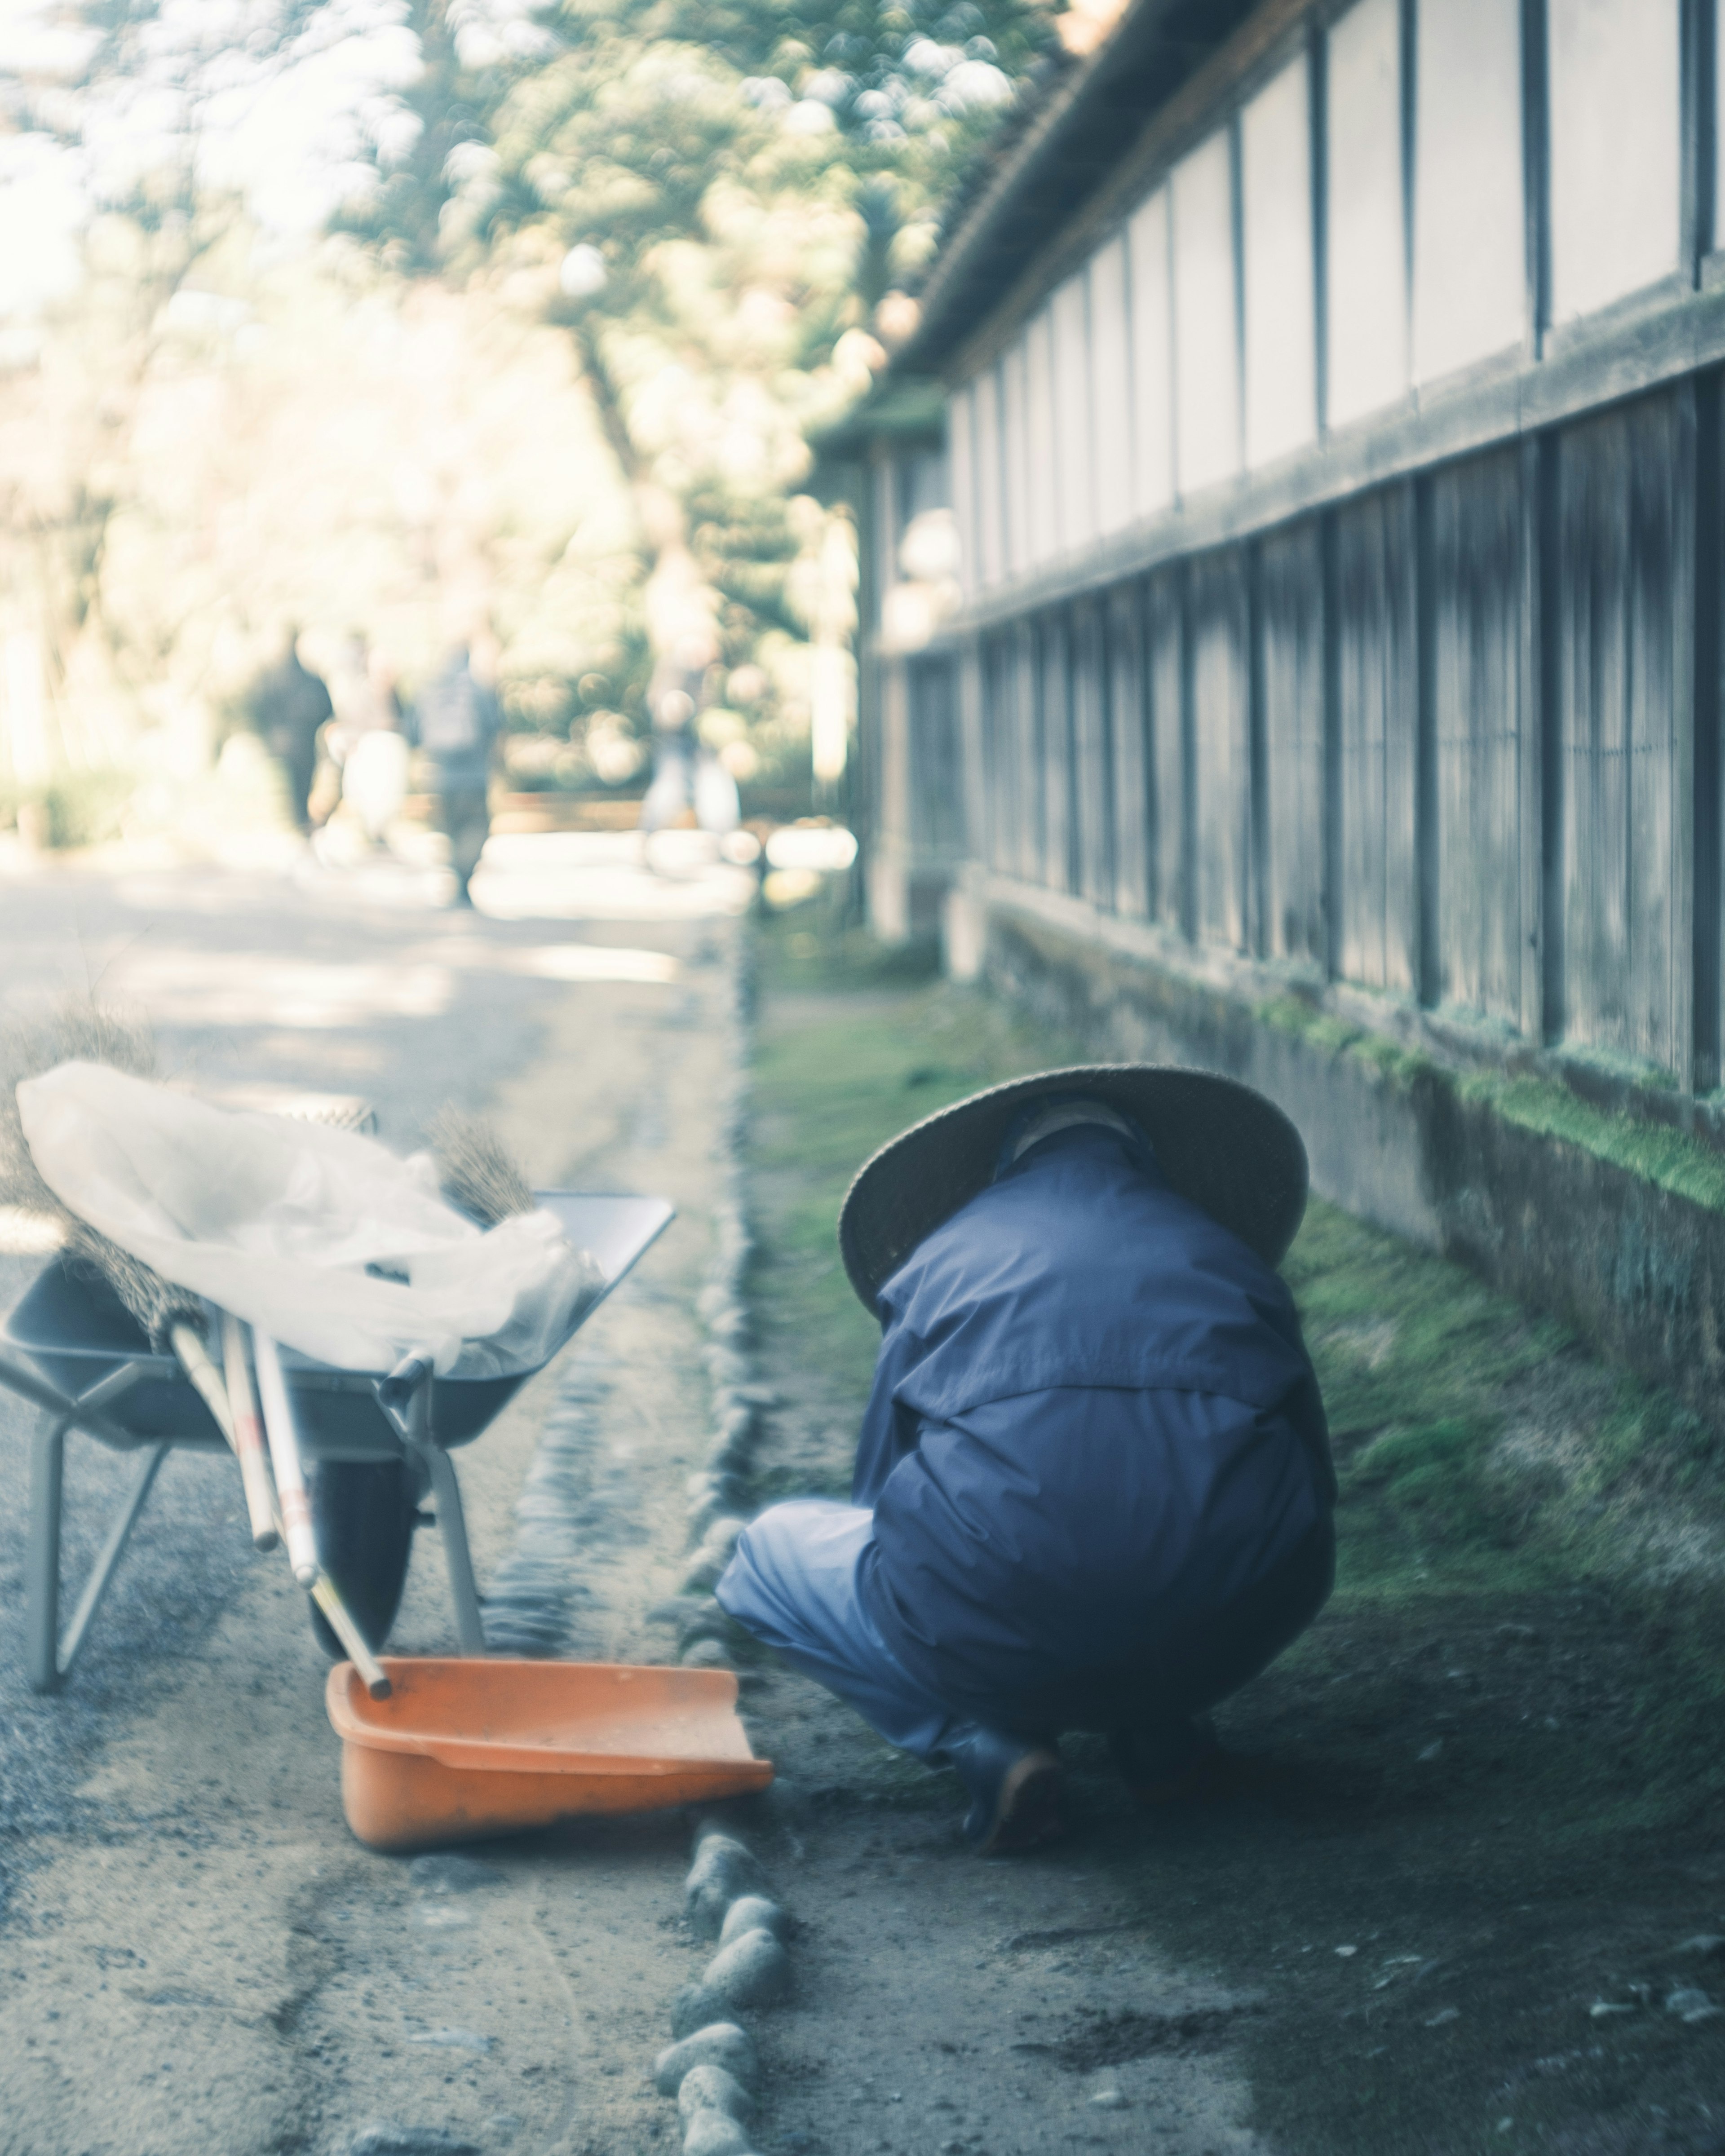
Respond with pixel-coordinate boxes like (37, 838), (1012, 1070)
(716, 1066), (1336, 1855)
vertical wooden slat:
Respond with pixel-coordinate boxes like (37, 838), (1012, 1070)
(1247, 542), (1269, 957)
(1556, 388), (1693, 1076)
(1146, 566), (1187, 930)
(1258, 521), (1328, 967)
(1536, 431), (1565, 1039)
(1178, 564), (1198, 937)
(1039, 611), (1072, 892)
(1021, 621), (1041, 884)
(1519, 433), (1549, 1039)
(957, 638), (986, 871)
(1674, 380), (1700, 1085)
(1694, 368), (1722, 1091)
(996, 630), (1022, 879)
(1109, 581), (1153, 918)
(1332, 486), (1420, 994)
(1415, 473), (1439, 1007)
(1426, 447), (1528, 1027)
(1188, 548), (1253, 952)
(1070, 599), (1113, 906)
(1322, 510), (1342, 974)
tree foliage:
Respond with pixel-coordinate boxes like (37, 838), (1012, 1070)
(342, 0), (1057, 700)
(0, 0), (1059, 804)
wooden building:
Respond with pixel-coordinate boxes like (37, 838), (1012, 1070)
(853, 0), (1725, 1112)
(833, 0), (1725, 1414)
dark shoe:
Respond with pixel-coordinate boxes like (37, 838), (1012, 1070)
(940, 1726), (1065, 1855)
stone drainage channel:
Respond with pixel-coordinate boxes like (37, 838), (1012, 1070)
(479, 927), (787, 2156)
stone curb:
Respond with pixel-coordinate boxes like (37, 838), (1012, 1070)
(649, 920), (791, 2156)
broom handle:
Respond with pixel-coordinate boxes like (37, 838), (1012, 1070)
(250, 1328), (318, 1587)
(168, 1321), (391, 1699)
(219, 1312), (278, 1551)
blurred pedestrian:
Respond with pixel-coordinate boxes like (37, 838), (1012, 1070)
(248, 626), (332, 834)
(639, 661), (699, 838)
(329, 635), (408, 846)
(640, 636), (738, 838)
(409, 630), (502, 906)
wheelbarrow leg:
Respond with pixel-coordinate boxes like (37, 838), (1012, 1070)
(27, 1412), (69, 1694)
(400, 1375), (485, 1656)
(424, 1445), (486, 1657)
(59, 1442), (170, 1681)
(28, 1418), (171, 1693)
(18, 1360), (156, 1692)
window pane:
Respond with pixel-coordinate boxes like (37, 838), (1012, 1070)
(1548, 0), (1680, 325)
(1128, 188), (1174, 516)
(1052, 271), (1095, 554)
(1089, 234), (1132, 536)
(1242, 53), (1316, 468)
(1025, 309), (1058, 567)
(1172, 130), (1240, 496)
(974, 363), (1004, 589)
(1326, 0), (1406, 428)
(1413, 0), (1524, 381)
(1001, 335), (1031, 578)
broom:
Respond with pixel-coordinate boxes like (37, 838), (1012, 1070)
(0, 1004), (389, 1696)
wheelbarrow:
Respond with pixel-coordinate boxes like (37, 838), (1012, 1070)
(1, 1192), (672, 1694)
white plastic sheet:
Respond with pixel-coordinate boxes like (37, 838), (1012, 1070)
(16, 1061), (603, 1377)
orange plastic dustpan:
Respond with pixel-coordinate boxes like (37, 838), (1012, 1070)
(326, 1657), (774, 1851)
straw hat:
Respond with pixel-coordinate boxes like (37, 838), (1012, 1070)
(837, 1064), (1308, 1312)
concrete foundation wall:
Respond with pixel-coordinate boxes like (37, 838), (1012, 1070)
(981, 883), (1725, 1430)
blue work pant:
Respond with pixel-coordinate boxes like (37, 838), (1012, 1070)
(716, 1497), (1330, 1777)
(716, 1501), (964, 1760)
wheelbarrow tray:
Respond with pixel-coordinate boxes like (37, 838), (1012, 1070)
(1, 1191), (673, 1457)
(4, 1193), (673, 1691)
(327, 1657), (774, 1850)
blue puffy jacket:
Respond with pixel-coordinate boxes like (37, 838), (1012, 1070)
(851, 1122), (1333, 1710)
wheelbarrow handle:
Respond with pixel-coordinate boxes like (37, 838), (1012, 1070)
(0, 1351), (140, 1450)
(376, 1344), (437, 1421)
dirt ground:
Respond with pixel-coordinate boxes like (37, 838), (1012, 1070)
(723, 918), (1725, 2156)
(4, 860), (1723, 2156)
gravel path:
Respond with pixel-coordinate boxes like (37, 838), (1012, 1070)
(0, 842), (753, 2156)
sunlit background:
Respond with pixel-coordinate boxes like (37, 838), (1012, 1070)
(0, 0), (1091, 859)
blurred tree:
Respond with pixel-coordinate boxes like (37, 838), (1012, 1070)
(342, 0), (1060, 710)
(0, 0), (1061, 810)
(0, 0), (420, 776)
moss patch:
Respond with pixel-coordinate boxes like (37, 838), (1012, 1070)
(1259, 979), (1725, 1215)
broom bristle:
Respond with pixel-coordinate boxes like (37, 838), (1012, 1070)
(0, 998), (156, 1221)
(427, 1107), (534, 1227)
(2, 1001), (202, 1347)
(71, 1229), (204, 1342)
